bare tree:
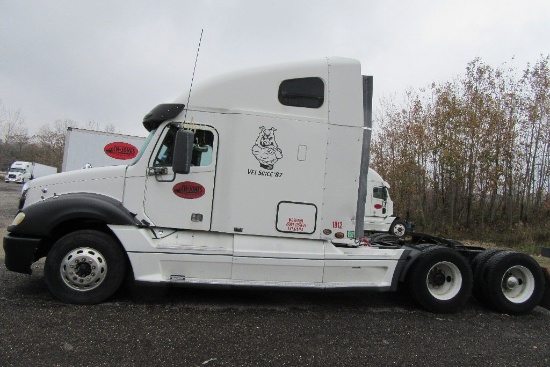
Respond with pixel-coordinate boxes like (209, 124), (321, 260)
(34, 119), (79, 171)
(372, 55), (550, 235)
(103, 123), (117, 133)
(0, 100), (28, 170)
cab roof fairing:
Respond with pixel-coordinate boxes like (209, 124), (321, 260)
(172, 57), (362, 124)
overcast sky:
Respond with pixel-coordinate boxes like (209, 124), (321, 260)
(1, 0), (549, 136)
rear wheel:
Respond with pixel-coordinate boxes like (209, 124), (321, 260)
(407, 246), (473, 313)
(483, 251), (544, 314)
(44, 230), (127, 304)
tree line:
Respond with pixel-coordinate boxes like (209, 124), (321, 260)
(0, 104), (115, 173)
(371, 55), (550, 238)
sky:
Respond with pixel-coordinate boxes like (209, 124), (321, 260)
(1, 0), (549, 137)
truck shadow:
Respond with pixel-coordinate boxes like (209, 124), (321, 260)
(114, 282), (421, 312)
(1, 259), (501, 314)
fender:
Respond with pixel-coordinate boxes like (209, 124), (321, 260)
(8, 193), (141, 237)
(396, 246), (424, 283)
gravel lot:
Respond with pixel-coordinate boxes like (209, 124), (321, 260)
(1, 181), (550, 366)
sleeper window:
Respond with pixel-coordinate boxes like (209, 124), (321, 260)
(278, 77), (324, 108)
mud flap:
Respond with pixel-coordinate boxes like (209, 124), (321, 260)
(541, 248), (550, 310)
(541, 267), (550, 310)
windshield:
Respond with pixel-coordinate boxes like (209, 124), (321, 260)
(9, 168), (26, 173)
(131, 128), (157, 165)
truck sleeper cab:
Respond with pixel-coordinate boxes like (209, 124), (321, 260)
(4, 57), (548, 314)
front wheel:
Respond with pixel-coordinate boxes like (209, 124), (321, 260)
(44, 230), (127, 304)
(407, 246), (473, 313)
(389, 220), (407, 237)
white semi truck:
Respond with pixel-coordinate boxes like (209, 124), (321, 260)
(4, 161), (57, 183)
(64, 128), (408, 236)
(62, 128), (146, 172)
(364, 168), (410, 237)
(4, 57), (549, 314)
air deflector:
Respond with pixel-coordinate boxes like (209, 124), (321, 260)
(143, 104), (185, 131)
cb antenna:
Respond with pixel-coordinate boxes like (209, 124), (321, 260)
(184, 28), (204, 123)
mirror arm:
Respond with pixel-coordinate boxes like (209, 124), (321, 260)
(148, 167), (168, 176)
(147, 166), (176, 182)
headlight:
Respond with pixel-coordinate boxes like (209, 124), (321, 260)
(11, 212), (26, 226)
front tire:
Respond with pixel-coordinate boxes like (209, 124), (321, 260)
(45, 230), (127, 304)
(407, 246), (473, 313)
(389, 220), (407, 237)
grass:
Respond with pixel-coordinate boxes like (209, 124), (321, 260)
(458, 239), (550, 268)
(450, 224), (550, 268)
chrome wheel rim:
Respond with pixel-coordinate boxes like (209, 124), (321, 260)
(426, 261), (462, 300)
(393, 224), (406, 236)
(60, 247), (107, 291)
(500, 265), (534, 303)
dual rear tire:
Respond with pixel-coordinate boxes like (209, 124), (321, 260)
(407, 246), (545, 314)
(472, 250), (544, 314)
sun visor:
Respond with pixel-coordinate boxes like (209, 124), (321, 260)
(142, 104), (185, 131)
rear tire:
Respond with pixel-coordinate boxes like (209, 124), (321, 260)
(44, 230), (127, 304)
(483, 251), (544, 314)
(407, 246), (473, 313)
(471, 249), (504, 305)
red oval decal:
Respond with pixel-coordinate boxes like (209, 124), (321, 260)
(173, 181), (205, 199)
(374, 204), (383, 210)
(104, 142), (139, 160)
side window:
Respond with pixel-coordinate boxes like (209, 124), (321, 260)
(153, 126), (177, 167)
(373, 187), (388, 200)
(191, 129), (215, 166)
(278, 77), (324, 108)
(153, 127), (214, 167)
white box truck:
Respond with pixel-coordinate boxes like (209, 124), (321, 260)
(62, 128), (146, 172)
(4, 161), (57, 183)
(4, 57), (549, 314)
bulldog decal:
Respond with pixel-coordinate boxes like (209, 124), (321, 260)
(251, 126), (283, 170)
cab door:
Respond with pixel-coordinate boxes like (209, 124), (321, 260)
(143, 124), (217, 230)
(370, 186), (388, 218)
